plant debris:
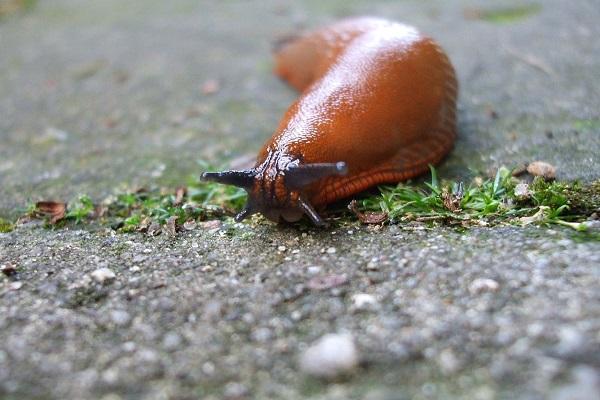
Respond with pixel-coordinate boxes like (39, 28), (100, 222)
(1, 262), (17, 277)
(348, 200), (388, 224)
(10, 162), (600, 234)
(34, 201), (67, 224)
(527, 161), (556, 180)
(307, 274), (349, 291)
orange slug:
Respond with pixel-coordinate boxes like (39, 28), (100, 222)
(202, 17), (458, 226)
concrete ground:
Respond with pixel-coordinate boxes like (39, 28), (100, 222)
(1, 1), (599, 399)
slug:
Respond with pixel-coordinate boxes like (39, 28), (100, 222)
(202, 17), (458, 226)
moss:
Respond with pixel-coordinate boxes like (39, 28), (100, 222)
(478, 4), (542, 24)
(0, 218), (14, 233)
(573, 119), (600, 131)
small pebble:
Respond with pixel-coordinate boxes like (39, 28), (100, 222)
(9, 281), (23, 290)
(162, 332), (183, 351)
(183, 220), (197, 230)
(223, 382), (248, 399)
(299, 333), (359, 378)
(469, 278), (499, 294)
(277, 245), (287, 252)
(351, 293), (378, 310)
(326, 247), (337, 254)
(366, 259), (379, 270)
(91, 268), (116, 284)
(307, 266), (321, 275)
(582, 220), (600, 232)
(110, 310), (131, 327)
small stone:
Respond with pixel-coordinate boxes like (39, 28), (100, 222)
(527, 161), (556, 180)
(351, 293), (378, 311)
(469, 278), (499, 294)
(437, 348), (463, 375)
(183, 219), (197, 230)
(121, 342), (136, 352)
(223, 382), (248, 399)
(277, 245), (287, 252)
(110, 310), (131, 326)
(162, 332), (183, 351)
(514, 183), (531, 199)
(91, 268), (116, 284)
(307, 265), (321, 275)
(582, 220), (600, 232)
(9, 281), (23, 290)
(132, 255), (147, 263)
(326, 247), (337, 254)
(366, 259), (379, 270)
(299, 333), (359, 378)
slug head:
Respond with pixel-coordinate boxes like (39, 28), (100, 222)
(201, 158), (347, 226)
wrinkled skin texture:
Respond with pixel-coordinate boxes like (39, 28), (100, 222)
(203, 17), (458, 225)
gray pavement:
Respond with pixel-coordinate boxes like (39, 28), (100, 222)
(1, 1), (599, 399)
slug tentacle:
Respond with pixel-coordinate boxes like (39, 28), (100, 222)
(298, 196), (327, 227)
(201, 170), (255, 189)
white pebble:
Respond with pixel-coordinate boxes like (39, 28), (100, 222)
(326, 247), (337, 254)
(351, 293), (378, 310)
(307, 266), (322, 275)
(299, 333), (359, 378)
(469, 278), (499, 294)
(91, 268), (116, 284)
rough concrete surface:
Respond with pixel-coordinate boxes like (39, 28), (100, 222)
(1, 0), (599, 399)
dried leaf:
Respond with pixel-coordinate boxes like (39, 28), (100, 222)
(174, 186), (187, 206)
(307, 274), (348, 291)
(94, 204), (108, 218)
(1, 262), (17, 277)
(348, 200), (388, 224)
(136, 217), (152, 233)
(147, 221), (161, 236)
(442, 183), (464, 212)
(520, 206), (549, 225)
(527, 161), (556, 180)
(201, 79), (220, 95)
(35, 201), (67, 224)
(163, 216), (178, 237)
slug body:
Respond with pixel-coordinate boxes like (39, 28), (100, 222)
(203, 17), (458, 225)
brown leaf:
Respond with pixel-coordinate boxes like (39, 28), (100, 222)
(1, 262), (17, 277)
(441, 184), (464, 213)
(35, 201), (67, 224)
(527, 161), (556, 180)
(174, 186), (187, 206)
(93, 204), (108, 218)
(348, 200), (388, 224)
(147, 221), (161, 236)
(307, 274), (348, 291)
(201, 79), (220, 95)
(163, 216), (178, 237)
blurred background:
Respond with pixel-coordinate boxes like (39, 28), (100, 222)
(1, 0), (599, 216)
